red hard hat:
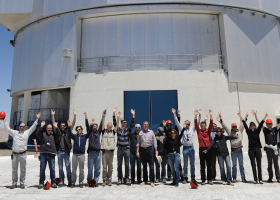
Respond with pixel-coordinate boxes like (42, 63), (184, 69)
(190, 180), (199, 189)
(43, 181), (51, 190)
(0, 112), (5, 120)
(55, 178), (60, 185)
(166, 120), (172, 125)
(266, 119), (273, 124)
(87, 179), (97, 187)
(231, 123), (237, 127)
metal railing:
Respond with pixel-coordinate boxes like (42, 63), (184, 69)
(134, 55), (163, 69)
(167, 54), (197, 69)
(78, 57), (103, 72)
(197, 54), (224, 69)
(28, 108), (66, 126)
(13, 110), (23, 126)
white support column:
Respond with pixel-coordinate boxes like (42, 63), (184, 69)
(22, 91), (32, 125)
(9, 96), (20, 129)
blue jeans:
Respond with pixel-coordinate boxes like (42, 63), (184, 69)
(217, 155), (232, 183)
(87, 151), (101, 182)
(117, 149), (130, 182)
(168, 153), (180, 183)
(130, 151), (141, 182)
(183, 146), (195, 180)
(231, 148), (245, 179)
(39, 153), (56, 185)
(155, 152), (167, 181)
(58, 151), (71, 183)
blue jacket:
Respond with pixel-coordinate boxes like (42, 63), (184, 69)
(67, 126), (92, 154)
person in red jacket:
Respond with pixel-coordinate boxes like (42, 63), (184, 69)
(194, 109), (213, 185)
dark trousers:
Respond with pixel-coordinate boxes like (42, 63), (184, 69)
(39, 153), (56, 185)
(266, 149), (280, 180)
(140, 147), (154, 183)
(210, 148), (218, 180)
(130, 151), (141, 182)
(248, 149), (262, 181)
(199, 147), (212, 182)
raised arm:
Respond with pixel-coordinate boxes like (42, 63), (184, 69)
(173, 108), (182, 132)
(70, 109), (76, 131)
(128, 109), (135, 132)
(98, 110), (104, 133)
(53, 122), (61, 136)
(257, 113), (267, 133)
(86, 118), (94, 138)
(51, 109), (55, 125)
(67, 119), (75, 139)
(238, 112), (249, 133)
(84, 111), (89, 133)
(194, 110), (200, 133)
(28, 112), (41, 135)
(217, 112), (230, 134)
(102, 109), (106, 131)
(2, 117), (17, 137)
(113, 107), (117, 127)
(114, 111), (121, 132)
(207, 110), (213, 135)
(36, 121), (45, 139)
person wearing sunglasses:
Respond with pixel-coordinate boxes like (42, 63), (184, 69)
(67, 117), (93, 188)
(36, 120), (61, 189)
(195, 109), (213, 185)
(129, 123), (142, 184)
(217, 112), (248, 183)
(2, 112), (41, 189)
(100, 108), (120, 186)
(51, 109), (76, 187)
(251, 110), (280, 183)
(238, 111), (267, 184)
(116, 109), (135, 186)
(172, 108), (201, 184)
(203, 127), (238, 186)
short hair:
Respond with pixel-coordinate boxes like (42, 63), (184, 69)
(121, 120), (127, 123)
(135, 124), (141, 128)
(185, 120), (190, 124)
(200, 121), (206, 126)
(75, 126), (83, 131)
(143, 121), (149, 125)
(107, 122), (113, 126)
(213, 123), (217, 126)
(216, 127), (223, 132)
(60, 122), (66, 126)
(93, 123), (98, 126)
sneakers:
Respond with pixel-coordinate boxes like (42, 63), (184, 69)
(140, 182), (146, 185)
(51, 184), (57, 188)
(117, 180), (121, 185)
(38, 184), (43, 189)
(20, 184), (25, 189)
(162, 180), (166, 183)
(151, 182), (155, 187)
(259, 181), (263, 184)
(227, 182), (234, 186)
(155, 180), (159, 183)
(232, 178), (236, 183)
(102, 181), (106, 187)
(70, 184), (75, 188)
(58, 181), (64, 186)
(222, 182), (226, 185)
(201, 181), (205, 185)
(182, 177), (188, 184)
(80, 184), (83, 188)
(170, 182), (176, 186)
(67, 182), (71, 187)
(208, 180), (213, 185)
(10, 185), (17, 189)
(167, 176), (171, 181)
(180, 176), (184, 182)
(126, 180), (131, 186)
(131, 180), (135, 184)
(242, 179), (247, 183)
(175, 183), (179, 187)
(108, 180), (112, 186)
(267, 179), (273, 183)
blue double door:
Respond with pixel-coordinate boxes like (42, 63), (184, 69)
(124, 90), (178, 132)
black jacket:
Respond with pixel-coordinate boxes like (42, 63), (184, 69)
(129, 131), (139, 152)
(207, 134), (236, 156)
(55, 129), (72, 151)
(36, 127), (61, 155)
(242, 120), (264, 150)
(165, 129), (184, 154)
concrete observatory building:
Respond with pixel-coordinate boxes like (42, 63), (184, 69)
(1, 0), (280, 150)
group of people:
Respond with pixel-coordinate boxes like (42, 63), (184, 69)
(1, 107), (280, 189)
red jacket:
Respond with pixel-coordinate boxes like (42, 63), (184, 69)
(195, 119), (213, 147)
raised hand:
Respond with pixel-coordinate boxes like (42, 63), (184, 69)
(67, 119), (71, 127)
(194, 109), (198, 116)
(84, 111), (87, 116)
(246, 112), (249, 118)
(117, 111), (121, 118)
(251, 110), (257, 116)
(263, 113), (268, 120)
(119, 117), (123, 122)
(113, 107), (117, 113)
(73, 109), (76, 115)
(204, 115), (208, 121)
(41, 121), (45, 127)
(171, 108), (176, 114)
(90, 118), (95, 125)
(216, 116), (221, 122)
(198, 109), (202, 116)
(162, 120), (166, 127)
(130, 109), (135, 115)
(177, 109), (181, 116)
(53, 122), (58, 128)
(51, 109), (55, 115)
(36, 112), (41, 119)
(237, 112), (243, 121)
(209, 110), (213, 116)
(218, 112), (222, 119)
(103, 110), (107, 117)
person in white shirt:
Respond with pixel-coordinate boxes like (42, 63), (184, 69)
(1, 112), (41, 189)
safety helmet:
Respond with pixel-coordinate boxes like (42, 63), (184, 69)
(231, 123), (237, 127)
(43, 181), (51, 190)
(266, 119), (273, 124)
(166, 120), (172, 125)
(190, 180), (199, 189)
(55, 178), (60, 185)
(87, 179), (97, 187)
(0, 112), (5, 120)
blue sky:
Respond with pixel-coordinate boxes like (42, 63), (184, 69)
(0, 25), (14, 127)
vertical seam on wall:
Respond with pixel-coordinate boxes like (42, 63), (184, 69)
(236, 82), (241, 115)
(79, 18), (83, 72)
(217, 14), (223, 69)
(149, 90), (152, 130)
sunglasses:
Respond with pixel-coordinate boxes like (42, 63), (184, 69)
(167, 124), (172, 126)
(19, 126), (25, 128)
(186, 124), (190, 126)
(217, 131), (222, 133)
(171, 132), (176, 134)
(122, 122), (127, 124)
(60, 125), (66, 127)
(232, 126), (237, 128)
(135, 127), (140, 129)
